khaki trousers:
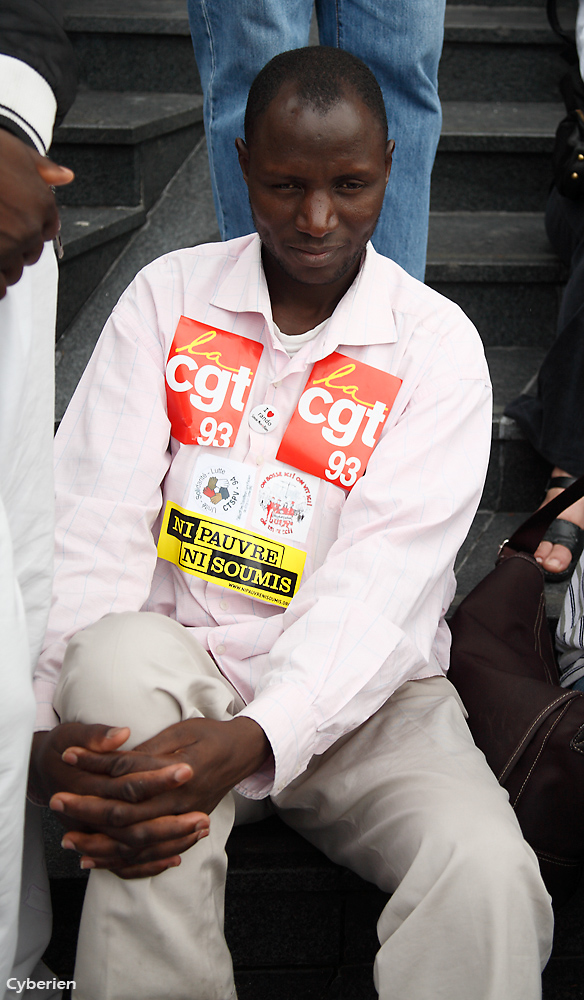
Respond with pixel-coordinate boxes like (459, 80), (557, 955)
(54, 612), (553, 1000)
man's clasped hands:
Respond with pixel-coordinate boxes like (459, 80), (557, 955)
(30, 717), (270, 879)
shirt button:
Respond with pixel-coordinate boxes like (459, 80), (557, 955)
(256, 455), (264, 466)
(273, 380), (282, 388)
(216, 644), (226, 656)
(219, 599), (229, 611)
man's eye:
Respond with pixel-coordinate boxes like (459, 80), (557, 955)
(338, 181), (363, 190)
(275, 183), (298, 190)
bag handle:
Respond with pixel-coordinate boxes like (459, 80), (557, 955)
(547, 0), (575, 47)
(505, 475), (584, 555)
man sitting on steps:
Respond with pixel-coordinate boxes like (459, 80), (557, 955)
(29, 47), (552, 1000)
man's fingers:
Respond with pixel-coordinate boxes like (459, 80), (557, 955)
(61, 744), (175, 779)
(59, 811), (208, 854)
(73, 725), (132, 754)
(21, 242), (44, 267)
(133, 719), (206, 755)
(58, 754), (193, 804)
(106, 857), (182, 881)
(1, 258), (24, 289)
(51, 784), (208, 832)
(0, 131), (73, 290)
(35, 158), (75, 187)
(50, 761), (193, 812)
(63, 824), (207, 866)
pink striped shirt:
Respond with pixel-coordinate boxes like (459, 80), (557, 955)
(35, 234), (492, 797)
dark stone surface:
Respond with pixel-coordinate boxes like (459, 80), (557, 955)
(56, 201), (148, 335)
(227, 815), (328, 865)
(53, 143), (141, 205)
(426, 212), (564, 283)
(54, 91), (203, 144)
(480, 435), (551, 512)
(485, 345), (545, 414)
(63, 0), (191, 34)
(58, 204), (146, 261)
(69, 33), (200, 93)
(431, 150), (552, 212)
(438, 43), (565, 102)
(57, 229), (136, 336)
(439, 101), (563, 152)
(444, 4), (569, 41)
(140, 126), (205, 208)
(55, 139), (219, 418)
(234, 968), (337, 1000)
(553, 878), (584, 957)
(53, 122), (204, 208)
(496, 436), (552, 510)
(226, 889), (343, 967)
(343, 890), (387, 964)
(543, 958), (584, 999)
(44, 879), (86, 983)
(429, 280), (560, 348)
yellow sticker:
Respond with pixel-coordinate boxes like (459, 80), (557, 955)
(157, 501), (306, 608)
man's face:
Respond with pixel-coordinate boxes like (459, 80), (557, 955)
(236, 83), (393, 289)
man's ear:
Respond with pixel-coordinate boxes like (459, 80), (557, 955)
(385, 140), (395, 185)
(235, 137), (249, 185)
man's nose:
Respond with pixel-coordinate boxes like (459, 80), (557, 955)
(296, 190), (338, 237)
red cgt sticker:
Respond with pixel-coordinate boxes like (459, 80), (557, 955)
(277, 352), (402, 490)
(165, 317), (263, 447)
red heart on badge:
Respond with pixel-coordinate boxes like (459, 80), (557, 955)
(267, 410), (274, 418)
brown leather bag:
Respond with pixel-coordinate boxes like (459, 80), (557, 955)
(448, 476), (584, 908)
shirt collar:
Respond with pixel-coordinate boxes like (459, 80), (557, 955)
(210, 234), (398, 355)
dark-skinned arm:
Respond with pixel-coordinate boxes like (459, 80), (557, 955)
(0, 128), (74, 297)
(35, 717), (271, 879)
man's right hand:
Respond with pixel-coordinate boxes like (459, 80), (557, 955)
(30, 724), (208, 877)
(0, 129), (74, 298)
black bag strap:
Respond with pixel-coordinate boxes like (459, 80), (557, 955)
(506, 475), (584, 555)
(547, 0), (575, 47)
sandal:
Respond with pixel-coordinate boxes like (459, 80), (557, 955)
(541, 476), (584, 583)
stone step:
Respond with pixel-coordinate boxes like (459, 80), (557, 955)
(62, 0), (199, 94)
(482, 345), (550, 512)
(56, 204), (146, 336)
(42, 802), (584, 1000)
(54, 139), (218, 409)
(50, 91), (204, 208)
(427, 211), (563, 349)
(62, 1), (568, 103)
(440, 6), (568, 102)
(432, 101), (562, 211)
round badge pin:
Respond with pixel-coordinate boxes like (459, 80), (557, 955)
(249, 403), (280, 434)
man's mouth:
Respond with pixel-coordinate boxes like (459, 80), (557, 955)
(290, 245), (343, 264)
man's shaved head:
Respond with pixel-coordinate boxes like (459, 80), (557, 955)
(244, 46), (387, 146)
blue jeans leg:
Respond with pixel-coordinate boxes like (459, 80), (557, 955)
(188, 0), (444, 279)
(187, 0), (314, 240)
(316, 0), (444, 279)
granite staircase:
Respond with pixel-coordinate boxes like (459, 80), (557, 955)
(43, 1), (584, 997)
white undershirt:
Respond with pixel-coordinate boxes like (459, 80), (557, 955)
(273, 317), (329, 356)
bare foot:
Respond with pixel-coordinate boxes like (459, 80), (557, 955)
(535, 467), (584, 575)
